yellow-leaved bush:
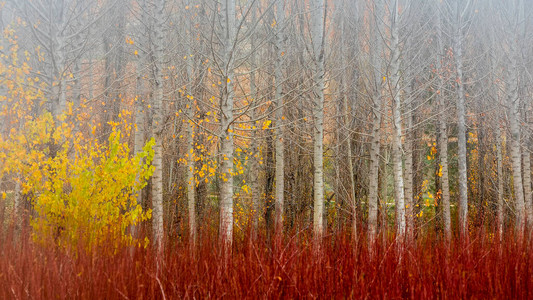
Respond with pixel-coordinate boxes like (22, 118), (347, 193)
(0, 27), (155, 251)
(27, 128), (155, 250)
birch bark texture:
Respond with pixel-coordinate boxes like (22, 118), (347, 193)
(219, 0), (236, 244)
(368, 0), (385, 245)
(274, 0), (285, 236)
(310, 0), (326, 239)
(451, 0), (469, 236)
(389, 0), (406, 238)
(150, 0), (166, 252)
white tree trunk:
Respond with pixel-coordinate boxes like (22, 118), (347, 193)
(368, 0), (385, 247)
(339, 0), (357, 237)
(368, 97), (382, 244)
(151, 0), (166, 252)
(389, 0), (406, 239)
(452, 2), (468, 236)
(496, 123), (504, 238)
(404, 84), (414, 240)
(381, 147), (390, 246)
(219, 0), (236, 245)
(274, 0), (285, 236)
(438, 88), (452, 241)
(507, 45), (526, 231)
(185, 0), (196, 245)
(310, 0), (326, 240)
(249, 3), (260, 238)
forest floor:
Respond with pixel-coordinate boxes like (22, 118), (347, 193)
(1, 225), (532, 299)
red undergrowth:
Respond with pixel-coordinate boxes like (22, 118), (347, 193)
(1, 225), (531, 299)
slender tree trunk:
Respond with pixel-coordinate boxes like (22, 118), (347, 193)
(151, 0), (166, 253)
(264, 132), (275, 236)
(381, 147), (389, 246)
(389, 0), (405, 239)
(339, 1), (357, 236)
(507, 44), (525, 232)
(452, 2), (468, 237)
(404, 84), (414, 241)
(56, 31), (67, 117)
(435, 12), (451, 240)
(185, 0), (197, 245)
(310, 0), (326, 240)
(274, 0), (285, 237)
(522, 138), (531, 228)
(219, 0), (236, 245)
(72, 60), (81, 109)
(496, 123), (504, 239)
(343, 75), (357, 237)
(13, 179), (22, 237)
(132, 52), (146, 239)
(368, 0), (384, 247)
(249, 4), (260, 239)
(438, 87), (451, 241)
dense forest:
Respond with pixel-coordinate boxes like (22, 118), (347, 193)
(1, 0), (533, 298)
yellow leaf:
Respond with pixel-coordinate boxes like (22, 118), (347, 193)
(262, 120), (272, 130)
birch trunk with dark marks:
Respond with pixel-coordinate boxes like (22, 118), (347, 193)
(368, 0), (384, 246)
(219, 0), (236, 245)
(389, 0), (405, 239)
(310, 0), (326, 239)
(452, 1), (468, 237)
(507, 48), (525, 232)
(151, 0), (166, 252)
(185, 0), (197, 245)
(274, 0), (285, 237)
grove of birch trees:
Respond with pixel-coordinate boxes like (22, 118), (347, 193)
(2, 0), (533, 252)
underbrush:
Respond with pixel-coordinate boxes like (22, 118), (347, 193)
(1, 225), (532, 299)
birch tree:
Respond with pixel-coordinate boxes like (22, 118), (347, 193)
(150, 0), (166, 252)
(367, 0), (385, 245)
(388, 0), (406, 238)
(274, 0), (285, 237)
(444, 0), (472, 237)
(309, 0), (326, 239)
(218, 0), (236, 244)
(502, 0), (526, 232)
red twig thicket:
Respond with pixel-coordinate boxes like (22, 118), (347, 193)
(1, 223), (532, 299)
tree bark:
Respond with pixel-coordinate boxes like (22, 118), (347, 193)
(185, 0), (197, 246)
(452, 1), (468, 237)
(310, 0), (326, 240)
(249, 4), (260, 239)
(507, 44), (525, 232)
(219, 0), (236, 245)
(496, 122), (504, 238)
(389, 0), (406, 239)
(368, 0), (384, 247)
(151, 0), (166, 253)
(404, 82), (414, 240)
(274, 0), (285, 237)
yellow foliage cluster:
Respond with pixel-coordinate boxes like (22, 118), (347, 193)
(0, 28), (154, 251)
